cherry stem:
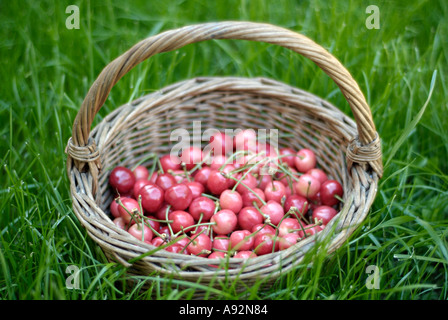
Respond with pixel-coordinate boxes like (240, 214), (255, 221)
(157, 158), (165, 174)
(173, 222), (216, 239)
(131, 153), (157, 172)
(218, 150), (249, 172)
(179, 227), (209, 254)
(180, 162), (192, 182)
(292, 220), (323, 239)
(165, 204), (174, 238)
(201, 193), (219, 201)
(228, 176), (267, 206)
(136, 195), (165, 239)
(334, 194), (344, 203)
(288, 205), (311, 225)
(252, 202), (276, 228)
(191, 213), (204, 235)
(115, 196), (141, 232)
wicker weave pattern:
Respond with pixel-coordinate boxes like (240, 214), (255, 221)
(66, 22), (382, 295)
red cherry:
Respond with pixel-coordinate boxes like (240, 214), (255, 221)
(219, 190), (243, 214)
(155, 173), (177, 191)
(253, 233), (279, 256)
(279, 147), (297, 168)
(222, 164), (238, 188)
(309, 191), (322, 205)
(112, 217), (127, 230)
(165, 244), (184, 254)
(283, 194), (309, 218)
(173, 236), (190, 249)
(294, 148), (317, 173)
(193, 166), (212, 187)
(230, 230), (255, 252)
(312, 205), (338, 225)
(145, 216), (160, 233)
(133, 178), (152, 199)
(168, 210), (195, 234)
(207, 170), (230, 195)
(251, 223), (276, 236)
(241, 188), (266, 208)
(110, 198), (121, 218)
(258, 174), (273, 191)
(264, 181), (287, 203)
(133, 165), (150, 180)
(209, 154), (228, 171)
(256, 142), (276, 157)
(233, 129), (257, 153)
(128, 223), (153, 243)
(138, 183), (164, 214)
(180, 146), (203, 170)
(171, 170), (188, 184)
(320, 180), (344, 206)
(117, 197), (141, 224)
(234, 250), (257, 259)
(209, 132), (233, 157)
(149, 171), (158, 183)
(278, 217), (301, 237)
(183, 181), (204, 199)
(159, 154), (182, 172)
(260, 200), (285, 226)
(235, 172), (258, 194)
(155, 203), (173, 221)
(298, 224), (323, 238)
(158, 225), (172, 237)
(187, 233), (212, 257)
(238, 206), (264, 231)
(277, 167), (298, 188)
(307, 168), (328, 184)
(210, 209), (238, 235)
(164, 184), (193, 211)
(279, 233), (300, 250)
(188, 196), (216, 221)
(208, 251), (227, 268)
(109, 166), (136, 194)
(212, 236), (231, 252)
(151, 236), (166, 247)
(294, 173), (321, 199)
(190, 224), (210, 237)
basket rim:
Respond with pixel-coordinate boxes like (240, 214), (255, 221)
(66, 75), (380, 282)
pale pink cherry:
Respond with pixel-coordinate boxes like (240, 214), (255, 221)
(264, 180), (287, 203)
(219, 189), (243, 214)
(294, 173), (321, 199)
(279, 233), (300, 250)
(294, 148), (317, 173)
(260, 200), (285, 226)
(128, 223), (154, 243)
(210, 209), (238, 235)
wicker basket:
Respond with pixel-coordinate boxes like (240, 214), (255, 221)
(65, 21), (382, 297)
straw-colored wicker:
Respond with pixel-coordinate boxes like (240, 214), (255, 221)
(65, 21), (382, 297)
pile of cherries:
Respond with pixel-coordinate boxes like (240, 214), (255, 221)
(108, 130), (343, 263)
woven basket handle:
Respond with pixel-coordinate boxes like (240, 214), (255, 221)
(67, 21), (383, 185)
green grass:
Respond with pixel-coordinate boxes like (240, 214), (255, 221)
(1, 0), (447, 300)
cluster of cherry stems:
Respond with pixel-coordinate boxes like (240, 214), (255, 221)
(108, 130), (343, 265)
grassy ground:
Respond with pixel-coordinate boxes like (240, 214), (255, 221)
(0, 0), (447, 300)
